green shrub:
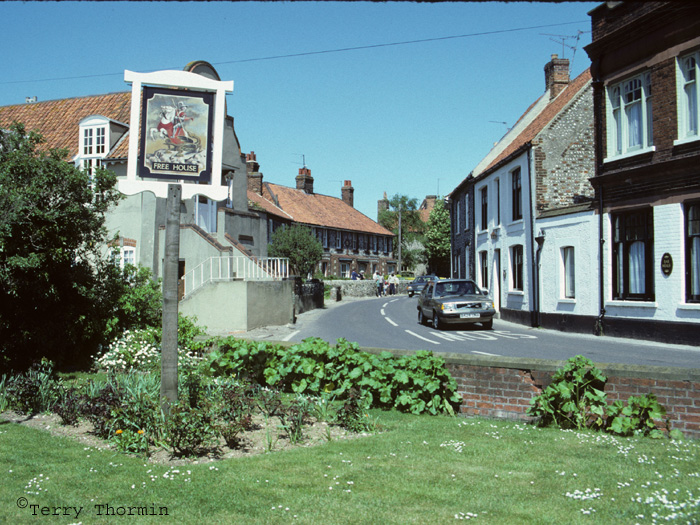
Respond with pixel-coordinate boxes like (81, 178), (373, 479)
(203, 337), (461, 416)
(606, 393), (666, 437)
(528, 355), (607, 430)
(528, 355), (670, 438)
(95, 315), (206, 374)
(4, 359), (58, 414)
(164, 401), (218, 457)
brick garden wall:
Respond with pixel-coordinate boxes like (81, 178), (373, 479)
(439, 353), (700, 439)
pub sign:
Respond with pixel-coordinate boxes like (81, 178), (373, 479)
(139, 87), (214, 183)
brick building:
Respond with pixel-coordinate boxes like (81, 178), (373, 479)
(448, 54), (596, 327)
(584, 1), (700, 344)
(246, 152), (396, 278)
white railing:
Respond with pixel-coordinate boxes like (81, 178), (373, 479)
(183, 256), (289, 298)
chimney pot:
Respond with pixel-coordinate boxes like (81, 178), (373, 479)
(296, 167), (314, 193)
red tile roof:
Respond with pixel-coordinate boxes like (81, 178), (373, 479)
(247, 190), (293, 221)
(479, 68), (592, 176)
(0, 93), (132, 160)
(261, 183), (393, 236)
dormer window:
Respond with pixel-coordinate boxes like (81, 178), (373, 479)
(78, 116), (111, 180)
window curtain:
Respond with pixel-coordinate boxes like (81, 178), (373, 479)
(627, 103), (642, 149)
(564, 248), (575, 298)
(629, 241), (645, 294)
(687, 81), (697, 135)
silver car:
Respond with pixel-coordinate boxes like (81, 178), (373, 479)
(417, 279), (495, 330)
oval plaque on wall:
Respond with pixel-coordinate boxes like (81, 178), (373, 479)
(661, 253), (673, 276)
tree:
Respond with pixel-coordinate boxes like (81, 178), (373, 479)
(378, 194), (426, 273)
(0, 123), (123, 371)
(424, 198), (451, 276)
(377, 194), (425, 243)
(268, 224), (323, 278)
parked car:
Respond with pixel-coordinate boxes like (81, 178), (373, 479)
(416, 279), (495, 330)
(406, 275), (438, 297)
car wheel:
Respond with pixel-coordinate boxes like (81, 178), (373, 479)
(482, 319), (493, 330)
(432, 312), (442, 330)
(418, 309), (426, 325)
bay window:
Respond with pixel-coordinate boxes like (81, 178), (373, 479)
(607, 72), (653, 158)
(678, 52), (699, 142)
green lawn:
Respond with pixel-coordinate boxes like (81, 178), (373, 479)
(1, 410), (698, 524)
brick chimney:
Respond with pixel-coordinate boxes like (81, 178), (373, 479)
(341, 180), (354, 208)
(296, 166), (314, 194)
(246, 151), (263, 195)
(544, 54), (570, 100)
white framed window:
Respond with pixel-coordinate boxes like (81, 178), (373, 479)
(455, 198), (461, 232)
(335, 230), (342, 250)
(480, 186), (488, 231)
(686, 201), (700, 303)
(78, 117), (109, 184)
(561, 246), (575, 299)
(677, 51), (699, 143)
(195, 195), (217, 233)
(464, 196), (469, 231)
(511, 168), (522, 221)
(479, 251), (489, 290)
(495, 178), (501, 226)
(612, 209), (654, 301)
(510, 244), (523, 291)
(606, 72), (653, 160)
(340, 262), (350, 279)
(112, 246), (136, 269)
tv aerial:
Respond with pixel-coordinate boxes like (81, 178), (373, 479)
(540, 30), (588, 73)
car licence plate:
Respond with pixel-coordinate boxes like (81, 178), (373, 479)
(459, 313), (480, 319)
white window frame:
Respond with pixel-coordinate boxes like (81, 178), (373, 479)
(455, 197), (461, 232)
(605, 72), (654, 161)
(510, 244), (523, 292)
(78, 117), (109, 184)
(561, 246), (575, 299)
(195, 195), (217, 233)
(479, 250), (489, 290)
(676, 50), (700, 145)
(112, 246), (136, 270)
(511, 168), (522, 222)
(495, 178), (501, 226)
(480, 186), (489, 231)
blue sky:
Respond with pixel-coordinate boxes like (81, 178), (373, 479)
(1, 1), (598, 221)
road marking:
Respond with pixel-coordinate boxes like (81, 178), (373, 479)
(283, 330), (299, 342)
(472, 350), (501, 356)
(380, 308), (386, 316)
(405, 330), (440, 344)
(385, 317), (398, 327)
(382, 302), (389, 308)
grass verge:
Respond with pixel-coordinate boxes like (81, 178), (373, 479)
(1, 410), (698, 524)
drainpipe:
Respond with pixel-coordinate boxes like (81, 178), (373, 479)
(595, 186), (606, 336)
(527, 147), (540, 327)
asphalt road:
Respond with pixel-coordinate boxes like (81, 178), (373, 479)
(264, 295), (700, 369)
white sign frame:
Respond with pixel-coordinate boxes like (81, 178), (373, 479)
(120, 69), (233, 200)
